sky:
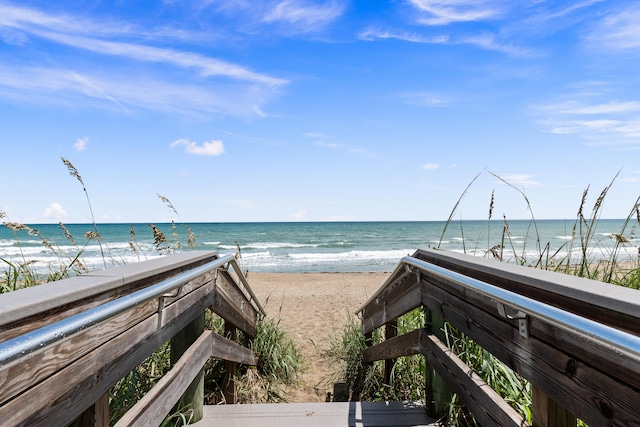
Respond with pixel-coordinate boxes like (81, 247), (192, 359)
(1, 0), (639, 224)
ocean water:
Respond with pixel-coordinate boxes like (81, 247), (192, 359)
(1, 220), (638, 274)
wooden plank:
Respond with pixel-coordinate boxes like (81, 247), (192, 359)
(421, 271), (640, 391)
(364, 329), (422, 363)
(414, 248), (640, 334)
(0, 286), (214, 426)
(0, 251), (219, 340)
(420, 280), (640, 426)
(361, 282), (422, 335)
(211, 330), (258, 366)
(212, 285), (257, 338)
(223, 324), (237, 404)
(115, 331), (213, 427)
(359, 270), (417, 319)
(532, 385), (576, 427)
(218, 269), (262, 317)
(194, 401), (436, 427)
(0, 278), (211, 406)
(170, 311), (206, 422)
(214, 271), (258, 335)
(419, 330), (529, 427)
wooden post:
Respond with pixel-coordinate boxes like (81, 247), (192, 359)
(170, 312), (205, 423)
(384, 320), (397, 386)
(532, 385), (576, 427)
(425, 308), (453, 419)
(69, 392), (110, 427)
(223, 322), (237, 404)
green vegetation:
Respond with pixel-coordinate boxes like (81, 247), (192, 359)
(327, 172), (639, 426)
(0, 158), (302, 426)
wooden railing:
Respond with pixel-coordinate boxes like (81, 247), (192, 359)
(358, 248), (640, 427)
(0, 250), (263, 427)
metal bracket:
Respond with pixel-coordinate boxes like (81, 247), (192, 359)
(157, 286), (183, 328)
(496, 303), (529, 338)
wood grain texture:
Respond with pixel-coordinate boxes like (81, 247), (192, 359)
(114, 331), (213, 427)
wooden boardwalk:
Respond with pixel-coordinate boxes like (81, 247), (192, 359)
(193, 401), (438, 427)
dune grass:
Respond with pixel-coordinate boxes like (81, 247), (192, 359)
(0, 158), (302, 426)
(327, 171), (638, 426)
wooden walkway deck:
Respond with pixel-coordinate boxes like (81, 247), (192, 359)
(193, 401), (438, 427)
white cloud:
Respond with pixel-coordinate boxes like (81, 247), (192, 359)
(290, 209), (308, 220)
(263, 0), (345, 32)
(358, 28), (449, 44)
(0, 64), (278, 116)
(170, 138), (225, 156)
(42, 202), (68, 219)
(409, 0), (505, 26)
(586, 5), (640, 50)
(422, 163), (440, 170)
(399, 91), (448, 107)
(358, 28), (531, 57)
(0, 4), (286, 116)
(74, 137), (89, 151)
(535, 96), (640, 146)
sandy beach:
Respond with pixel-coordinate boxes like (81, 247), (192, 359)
(246, 271), (389, 402)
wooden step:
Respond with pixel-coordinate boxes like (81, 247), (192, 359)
(192, 401), (437, 426)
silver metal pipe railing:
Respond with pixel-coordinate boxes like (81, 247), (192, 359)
(363, 255), (640, 364)
(0, 253), (263, 368)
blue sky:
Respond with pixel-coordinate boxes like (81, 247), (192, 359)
(1, 0), (639, 223)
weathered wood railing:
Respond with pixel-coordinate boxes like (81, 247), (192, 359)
(0, 250), (264, 427)
(358, 248), (640, 426)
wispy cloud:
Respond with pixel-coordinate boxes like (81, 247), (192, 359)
(170, 138), (225, 156)
(263, 0), (345, 32)
(74, 137), (89, 151)
(399, 91), (448, 107)
(0, 4), (286, 116)
(409, 0), (505, 26)
(358, 28), (532, 57)
(535, 97), (640, 145)
(585, 4), (640, 50)
(358, 28), (449, 44)
(200, 0), (345, 35)
(422, 163), (440, 170)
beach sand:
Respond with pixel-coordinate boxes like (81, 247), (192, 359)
(246, 271), (389, 402)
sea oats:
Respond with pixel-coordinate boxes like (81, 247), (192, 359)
(84, 231), (101, 240)
(148, 224), (169, 254)
(59, 222), (76, 246)
(41, 237), (53, 251)
(187, 226), (196, 249)
(157, 193), (179, 216)
(488, 190), (495, 220)
(611, 233), (630, 245)
(578, 186), (588, 223)
(4, 222), (31, 233)
(487, 244), (502, 261)
(61, 157), (85, 186)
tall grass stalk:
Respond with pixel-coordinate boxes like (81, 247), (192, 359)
(61, 157), (109, 268)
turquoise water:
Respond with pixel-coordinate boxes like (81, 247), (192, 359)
(1, 220), (638, 273)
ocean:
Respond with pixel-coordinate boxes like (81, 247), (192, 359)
(1, 220), (638, 274)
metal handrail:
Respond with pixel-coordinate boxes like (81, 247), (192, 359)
(363, 256), (640, 364)
(0, 253), (262, 368)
